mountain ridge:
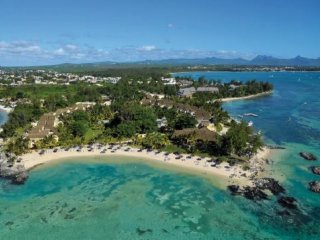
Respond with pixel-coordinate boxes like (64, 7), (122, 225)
(2, 55), (320, 69)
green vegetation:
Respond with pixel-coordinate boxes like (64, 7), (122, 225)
(134, 132), (170, 149)
(108, 103), (157, 138)
(1, 67), (267, 165)
(220, 121), (263, 156)
(0, 102), (43, 139)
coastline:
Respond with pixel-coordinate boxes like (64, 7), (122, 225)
(0, 105), (13, 113)
(218, 91), (273, 102)
(20, 145), (272, 186)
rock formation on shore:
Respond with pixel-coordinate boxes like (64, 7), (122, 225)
(0, 152), (28, 184)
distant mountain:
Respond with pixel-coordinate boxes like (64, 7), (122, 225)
(135, 57), (249, 65)
(249, 55), (320, 66)
(138, 55), (320, 67)
(2, 55), (320, 69)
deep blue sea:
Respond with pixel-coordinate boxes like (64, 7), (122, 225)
(0, 72), (320, 239)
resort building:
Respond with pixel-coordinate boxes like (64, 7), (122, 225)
(156, 117), (168, 128)
(141, 96), (212, 127)
(27, 102), (96, 148)
(162, 77), (177, 85)
(28, 113), (59, 148)
(178, 86), (219, 97)
(172, 127), (217, 144)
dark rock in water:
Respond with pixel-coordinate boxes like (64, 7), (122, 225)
(254, 178), (285, 195)
(299, 152), (317, 161)
(136, 227), (152, 236)
(309, 181), (320, 193)
(278, 196), (298, 210)
(161, 229), (169, 233)
(68, 207), (76, 213)
(311, 166), (320, 175)
(10, 171), (28, 185)
(277, 209), (291, 216)
(242, 186), (268, 201)
(267, 145), (286, 150)
(5, 221), (14, 226)
(227, 185), (240, 195)
(40, 217), (48, 223)
(64, 214), (74, 220)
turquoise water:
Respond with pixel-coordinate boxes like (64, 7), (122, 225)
(1, 158), (318, 240)
(0, 110), (8, 125)
(1, 72), (320, 239)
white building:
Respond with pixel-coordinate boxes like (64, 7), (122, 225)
(161, 77), (176, 85)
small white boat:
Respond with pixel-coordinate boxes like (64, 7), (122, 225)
(244, 113), (258, 117)
(248, 121), (253, 127)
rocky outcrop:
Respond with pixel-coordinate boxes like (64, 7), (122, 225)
(227, 185), (240, 195)
(311, 166), (320, 175)
(242, 186), (268, 201)
(278, 196), (298, 210)
(309, 181), (320, 193)
(299, 152), (317, 161)
(254, 178), (285, 195)
(0, 152), (28, 185)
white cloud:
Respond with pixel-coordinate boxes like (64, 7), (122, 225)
(0, 41), (42, 55)
(139, 45), (156, 51)
(53, 48), (65, 56)
(0, 40), (256, 66)
(65, 44), (78, 51)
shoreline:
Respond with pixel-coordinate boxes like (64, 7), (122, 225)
(0, 105), (13, 114)
(20, 145), (272, 186)
(218, 91), (273, 102)
(0, 105), (13, 113)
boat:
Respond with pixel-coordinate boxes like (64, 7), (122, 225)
(248, 121), (253, 127)
(244, 113), (258, 117)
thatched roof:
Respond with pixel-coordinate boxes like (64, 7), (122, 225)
(141, 96), (212, 121)
(172, 127), (216, 142)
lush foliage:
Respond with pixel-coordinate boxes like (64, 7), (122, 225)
(0, 102), (43, 138)
(109, 104), (157, 138)
(134, 132), (170, 149)
(220, 121), (263, 156)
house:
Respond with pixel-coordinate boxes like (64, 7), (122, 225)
(178, 87), (196, 97)
(156, 117), (168, 128)
(196, 87), (219, 93)
(162, 77), (176, 85)
(172, 127), (217, 143)
(177, 79), (193, 87)
(105, 77), (121, 84)
(141, 96), (212, 125)
(28, 113), (58, 148)
(27, 102), (96, 148)
(179, 86), (219, 97)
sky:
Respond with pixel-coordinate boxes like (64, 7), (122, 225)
(0, 0), (320, 66)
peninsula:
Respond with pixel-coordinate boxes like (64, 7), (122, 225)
(0, 68), (273, 186)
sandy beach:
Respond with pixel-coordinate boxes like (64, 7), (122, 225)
(20, 145), (271, 185)
(218, 91), (273, 102)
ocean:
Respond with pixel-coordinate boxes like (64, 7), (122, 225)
(0, 72), (319, 239)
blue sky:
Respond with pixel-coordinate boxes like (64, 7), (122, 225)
(1, 0), (320, 66)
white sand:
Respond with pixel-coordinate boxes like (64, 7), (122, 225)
(20, 145), (271, 184)
(218, 91), (273, 102)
